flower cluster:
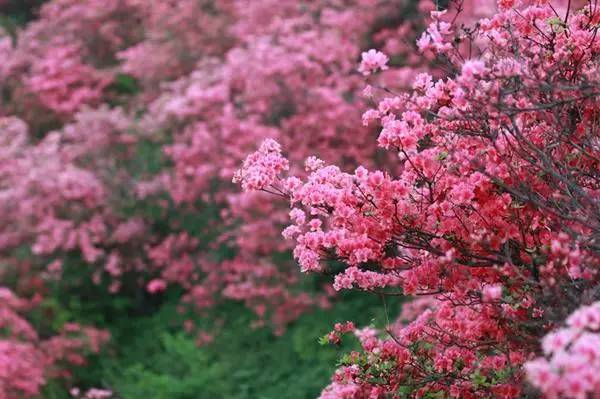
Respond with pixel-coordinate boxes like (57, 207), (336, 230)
(525, 302), (600, 399)
(233, 139), (289, 191)
(358, 49), (389, 75)
(1, 1), (452, 377)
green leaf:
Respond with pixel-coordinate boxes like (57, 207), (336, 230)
(436, 151), (449, 161)
(318, 334), (330, 346)
(110, 74), (140, 95)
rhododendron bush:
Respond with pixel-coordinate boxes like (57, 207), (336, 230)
(236, 1), (600, 398)
(0, 0), (598, 397)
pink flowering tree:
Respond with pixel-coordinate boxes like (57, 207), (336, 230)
(237, 1), (599, 397)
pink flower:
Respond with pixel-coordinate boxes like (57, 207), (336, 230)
(305, 156), (325, 171)
(482, 284), (503, 302)
(417, 14), (453, 53)
(358, 49), (389, 76)
(147, 279), (167, 294)
(233, 139), (289, 191)
(362, 109), (380, 126)
(527, 303), (600, 399)
(460, 59), (487, 83)
(497, 0), (519, 11)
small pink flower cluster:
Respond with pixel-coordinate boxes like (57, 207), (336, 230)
(416, 10), (453, 53)
(326, 321), (356, 345)
(525, 302), (600, 399)
(232, 139), (289, 191)
(358, 49), (389, 76)
(25, 44), (110, 115)
(70, 387), (113, 399)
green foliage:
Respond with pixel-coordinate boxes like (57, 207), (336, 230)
(109, 74), (140, 96)
(40, 289), (396, 399)
(106, 74), (142, 107)
(0, 1), (46, 32)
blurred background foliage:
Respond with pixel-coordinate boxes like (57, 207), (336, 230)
(0, 0), (45, 36)
(24, 131), (399, 398)
(0, 2), (401, 398)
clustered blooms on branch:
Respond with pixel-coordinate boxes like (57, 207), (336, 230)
(236, 1), (600, 397)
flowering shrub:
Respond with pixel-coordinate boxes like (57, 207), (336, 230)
(237, 1), (600, 397)
(0, 0), (598, 396)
